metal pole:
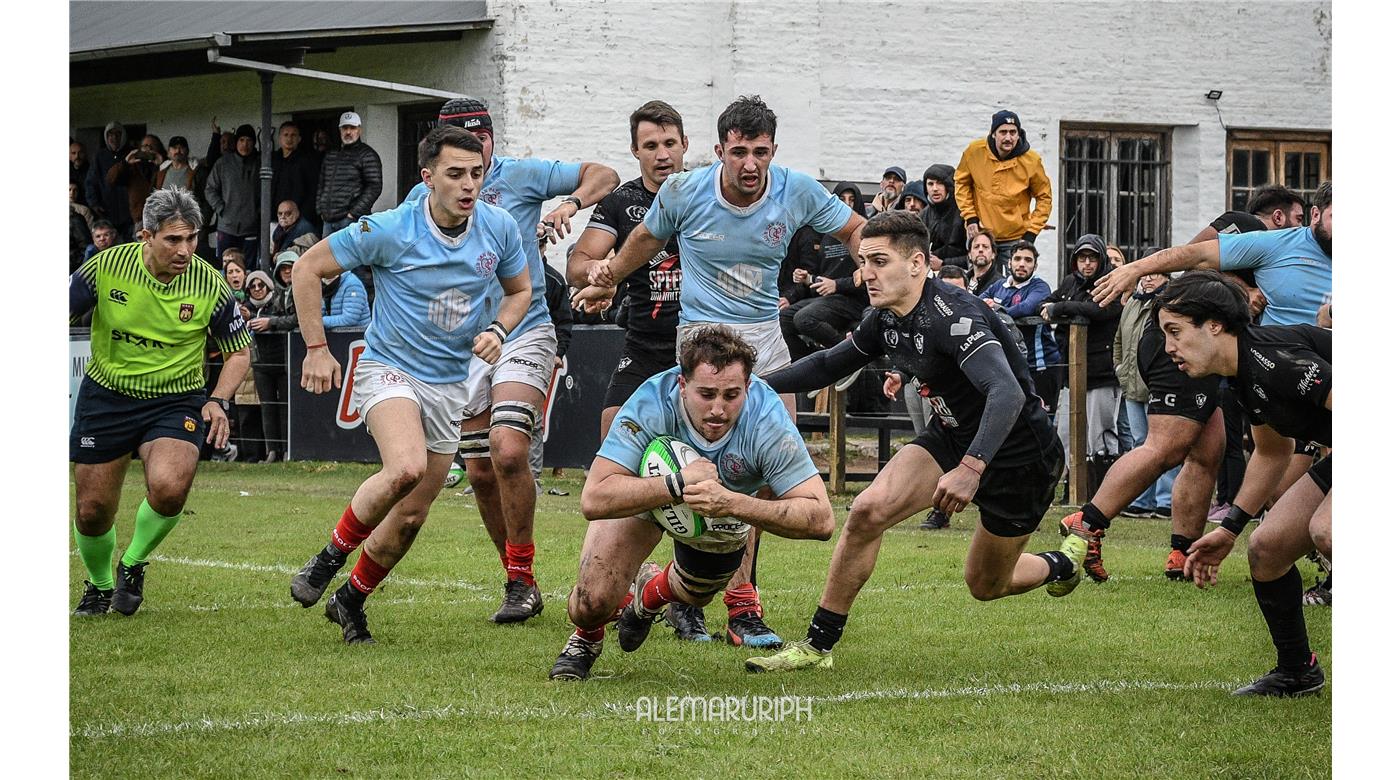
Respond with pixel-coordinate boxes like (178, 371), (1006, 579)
(259, 71), (274, 271)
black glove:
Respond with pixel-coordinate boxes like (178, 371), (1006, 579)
(1022, 232), (1037, 244)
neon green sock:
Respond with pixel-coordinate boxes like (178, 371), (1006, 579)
(120, 499), (182, 567)
(74, 524), (116, 590)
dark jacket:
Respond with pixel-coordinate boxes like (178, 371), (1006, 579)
(107, 155), (159, 226)
(544, 263), (573, 357)
(85, 122), (133, 230)
(206, 150), (261, 236)
(272, 147), (321, 226)
(317, 140), (383, 222)
(921, 164), (968, 268)
(271, 217), (318, 257)
(254, 255), (300, 367)
(1045, 233), (1122, 388)
(780, 225), (822, 303)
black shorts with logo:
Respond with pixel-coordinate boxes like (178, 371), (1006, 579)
(70, 376), (207, 464)
(1139, 338), (1220, 423)
(603, 335), (678, 409)
(912, 421), (1065, 538)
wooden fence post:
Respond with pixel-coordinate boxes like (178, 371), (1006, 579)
(1068, 318), (1088, 505)
(829, 387), (847, 494)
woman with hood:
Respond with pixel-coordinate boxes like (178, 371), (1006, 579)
(921, 164), (968, 269)
(1041, 233), (1124, 460)
(246, 251), (300, 461)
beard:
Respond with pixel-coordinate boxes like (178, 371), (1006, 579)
(1313, 223), (1331, 256)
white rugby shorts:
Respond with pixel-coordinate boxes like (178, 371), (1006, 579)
(462, 322), (558, 418)
(677, 319), (791, 375)
(352, 359), (470, 455)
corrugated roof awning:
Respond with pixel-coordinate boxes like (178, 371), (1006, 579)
(70, 1), (492, 86)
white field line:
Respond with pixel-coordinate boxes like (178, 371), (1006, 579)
(73, 678), (1237, 741)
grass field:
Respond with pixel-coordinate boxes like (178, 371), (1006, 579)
(70, 461), (1331, 778)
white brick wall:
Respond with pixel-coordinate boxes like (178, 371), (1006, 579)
(70, 1), (1331, 277)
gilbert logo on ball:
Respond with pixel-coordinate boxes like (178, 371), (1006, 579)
(639, 436), (706, 539)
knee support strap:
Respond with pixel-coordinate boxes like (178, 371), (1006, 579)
(490, 400), (538, 437)
(459, 429), (491, 460)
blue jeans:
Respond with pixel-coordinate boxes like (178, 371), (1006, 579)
(322, 216), (353, 238)
(1123, 399), (1179, 509)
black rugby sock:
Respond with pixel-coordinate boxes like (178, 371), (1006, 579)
(1252, 566), (1312, 671)
(806, 606), (847, 652)
(1081, 502), (1111, 531)
(1036, 551), (1075, 583)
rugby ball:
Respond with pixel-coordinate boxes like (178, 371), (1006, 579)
(640, 436), (706, 539)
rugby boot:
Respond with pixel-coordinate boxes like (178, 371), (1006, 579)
(1232, 655), (1325, 697)
(490, 578), (544, 624)
(1060, 512), (1110, 583)
(725, 610), (782, 648)
(1046, 533), (1088, 598)
(1164, 549), (1188, 581)
(111, 561), (148, 616)
(549, 633), (604, 681)
(665, 602), (711, 642)
(744, 638), (834, 674)
(918, 509), (950, 530)
(1302, 576), (1332, 607)
(291, 547), (348, 607)
(616, 562), (663, 652)
(73, 581), (113, 616)
(324, 588), (375, 644)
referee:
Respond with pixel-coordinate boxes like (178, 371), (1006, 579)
(69, 188), (252, 616)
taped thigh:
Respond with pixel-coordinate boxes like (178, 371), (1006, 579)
(458, 428), (492, 460)
(490, 400), (538, 437)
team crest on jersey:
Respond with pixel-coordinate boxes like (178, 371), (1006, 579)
(620, 420), (643, 441)
(761, 222), (788, 247)
(1195, 393), (1208, 408)
(884, 329), (899, 347)
(359, 219), (372, 233)
(476, 251), (499, 275)
(722, 452), (747, 478)
(481, 187), (501, 205)
(178, 303), (194, 322)
(914, 333), (925, 354)
(626, 205), (648, 221)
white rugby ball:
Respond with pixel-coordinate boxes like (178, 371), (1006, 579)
(639, 436), (706, 538)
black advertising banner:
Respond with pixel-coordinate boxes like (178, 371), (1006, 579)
(287, 325), (629, 467)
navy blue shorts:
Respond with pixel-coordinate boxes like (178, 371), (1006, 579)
(70, 376), (207, 463)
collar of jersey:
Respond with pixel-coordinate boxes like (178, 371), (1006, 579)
(421, 196), (474, 247)
(710, 162), (771, 217)
(675, 382), (741, 451)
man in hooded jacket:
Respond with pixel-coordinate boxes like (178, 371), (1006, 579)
(85, 121), (135, 240)
(1041, 234), (1123, 461)
(922, 164), (967, 269)
(954, 110), (1052, 271)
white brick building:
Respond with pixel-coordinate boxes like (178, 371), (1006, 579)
(70, 0), (1331, 277)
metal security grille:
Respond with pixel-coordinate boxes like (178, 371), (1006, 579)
(1060, 128), (1170, 268)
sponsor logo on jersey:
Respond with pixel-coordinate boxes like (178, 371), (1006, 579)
(1250, 349), (1276, 370)
(507, 356), (545, 372)
(111, 329), (169, 349)
(929, 395), (959, 428)
(933, 296), (954, 318)
(183, 417), (197, 432)
(475, 251), (499, 276)
(615, 356), (633, 373)
(761, 222), (788, 248)
(179, 303), (195, 322)
(959, 331), (987, 352)
(627, 205), (648, 221)
(1253, 384), (1268, 401)
(428, 288), (472, 332)
(693, 231), (725, 241)
(1296, 362), (1321, 394)
(108, 289), (128, 305)
(80, 436), (95, 448)
(949, 316), (971, 336)
(715, 264), (762, 298)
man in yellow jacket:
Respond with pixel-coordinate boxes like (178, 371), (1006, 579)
(954, 109), (1052, 273)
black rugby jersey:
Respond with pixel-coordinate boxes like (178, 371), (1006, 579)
(850, 277), (1050, 465)
(1231, 324), (1331, 446)
(587, 177), (681, 338)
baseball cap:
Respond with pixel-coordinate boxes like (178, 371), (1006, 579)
(882, 166), (906, 182)
(338, 111), (362, 128)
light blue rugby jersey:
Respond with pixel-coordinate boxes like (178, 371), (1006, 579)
(597, 366), (817, 499)
(1219, 226), (1332, 327)
(642, 161), (853, 326)
(328, 196), (527, 384)
(407, 155), (581, 338)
